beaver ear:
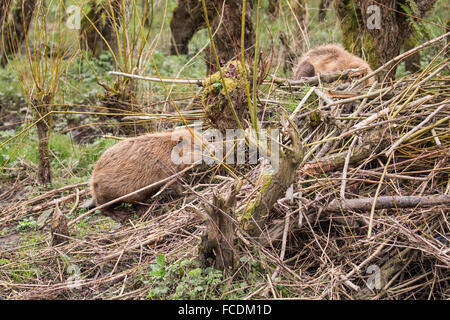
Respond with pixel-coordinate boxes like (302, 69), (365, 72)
(295, 61), (315, 78)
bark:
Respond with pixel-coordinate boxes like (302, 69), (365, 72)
(334, 0), (438, 80)
(79, 0), (122, 57)
(0, 0), (36, 67)
(245, 129), (304, 239)
(32, 94), (53, 185)
(169, 0), (255, 72)
(205, 0), (255, 74)
(36, 116), (52, 185)
(325, 195), (450, 212)
(334, 0), (376, 67)
(169, 0), (214, 55)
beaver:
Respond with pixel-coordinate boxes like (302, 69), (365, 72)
(293, 44), (374, 85)
(89, 128), (214, 222)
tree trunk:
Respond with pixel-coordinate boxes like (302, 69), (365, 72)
(334, 0), (437, 80)
(205, 0), (255, 74)
(0, 0), (36, 67)
(169, 0), (213, 55)
(318, 0), (331, 22)
(268, 0), (278, 15)
(79, 0), (122, 57)
(36, 115), (52, 185)
(403, 37), (421, 73)
(334, 0), (376, 66)
(32, 93), (53, 185)
(244, 129), (304, 239)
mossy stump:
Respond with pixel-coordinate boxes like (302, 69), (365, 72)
(201, 60), (251, 130)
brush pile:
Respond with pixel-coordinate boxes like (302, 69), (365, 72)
(0, 49), (449, 300)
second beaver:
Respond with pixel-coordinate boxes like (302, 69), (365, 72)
(293, 44), (375, 85)
(90, 128), (214, 222)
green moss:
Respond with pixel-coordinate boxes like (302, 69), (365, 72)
(240, 172), (273, 228)
(335, 0), (379, 70)
(336, 0), (361, 53)
(243, 198), (259, 221)
(260, 172), (273, 194)
(201, 60), (251, 128)
(361, 34), (379, 70)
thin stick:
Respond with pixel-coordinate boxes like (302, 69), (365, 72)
(386, 104), (448, 157)
(269, 68), (366, 87)
(290, 86), (315, 119)
(108, 71), (203, 86)
(340, 136), (358, 199)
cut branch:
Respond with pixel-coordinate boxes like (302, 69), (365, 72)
(325, 195), (450, 213)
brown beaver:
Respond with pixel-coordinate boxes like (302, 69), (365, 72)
(293, 44), (375, 85)
(89, 128), (214, 222)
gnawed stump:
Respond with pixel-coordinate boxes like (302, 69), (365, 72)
(198, 184), (239, 270)
(51, 204), (69, 245)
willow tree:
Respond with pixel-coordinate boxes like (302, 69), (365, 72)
(0, 0), (36, 67)
(169, 0), (214, 55)
(205, 0), (255, 74)
(334, 0), (438, 80)
(169, 0), (255, 73)
(79, 0), (122, 57)
(8, 0), (74, 185)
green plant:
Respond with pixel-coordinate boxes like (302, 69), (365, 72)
(16, 217), (38, 231)
(144, 255), (223, 300)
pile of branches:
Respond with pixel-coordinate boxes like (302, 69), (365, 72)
(241, 60), (450, 299)
(193, 50), (449, 299)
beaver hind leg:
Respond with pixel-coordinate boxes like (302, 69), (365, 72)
(99, 205), (131, 224)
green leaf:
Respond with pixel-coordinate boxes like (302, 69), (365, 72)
(187, 268), (202, 278)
